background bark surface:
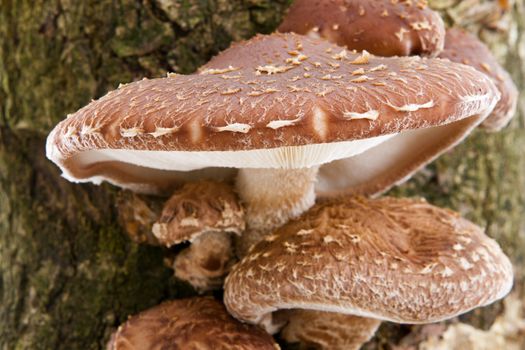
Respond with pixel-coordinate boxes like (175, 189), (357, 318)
(0, 0), (523, 349)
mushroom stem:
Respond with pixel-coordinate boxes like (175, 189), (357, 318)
(281, 310), (381, 350)
(174, 231), (235, 292)
(235, 167), (318, 256)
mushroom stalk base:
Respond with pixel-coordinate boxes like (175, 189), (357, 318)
(235, 167), (318, 257)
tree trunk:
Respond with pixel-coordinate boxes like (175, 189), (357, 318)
(0, 0), (523, 349)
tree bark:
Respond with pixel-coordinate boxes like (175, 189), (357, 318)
(0, 0), (523, 349)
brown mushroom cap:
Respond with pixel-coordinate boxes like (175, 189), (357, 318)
(280, 311), (380, 350)
(152, 180), (244, 247)
(107, 297), (279, 350)
(46, 33), (499, 196)
(224, 197), (513, 327)
(278, 0), (445, 57)
(439, 28), (518, 131)
(151, 181), (243, 292)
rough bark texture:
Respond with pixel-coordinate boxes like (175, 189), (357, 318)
(0, 0), (523, 349)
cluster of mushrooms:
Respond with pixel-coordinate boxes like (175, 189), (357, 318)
(46, 0), (518, 349)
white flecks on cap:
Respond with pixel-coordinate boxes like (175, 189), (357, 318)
(369, 64), (388, 72)
(46, 33), (500, 195)
(388, 100), (435, 112)
(461, 93), (494, 104)
(349, 50), (371, 65)
(200, 66), (240, 75)
(214, 123), (252, 133)
(395, 27), (410, 41)
(120, 127), (144, 138)
(266, 118), (303, 129)
(149, 127), (179, 138)
(343, 110), (379, 121)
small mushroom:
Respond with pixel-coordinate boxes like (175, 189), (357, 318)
(152, 180), (244, 292)
(439, 28), (518, 131)
(279, 0), (446, 57)
(107, 297), (279, 350)
(46, 33), (500, 256)
(224, 196), (513, 349)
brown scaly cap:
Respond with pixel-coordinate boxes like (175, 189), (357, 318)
(280, 311), (380, 350)
(107, 297), (279, 350)
(279, 0), (445, 57)
(46, 33), (499, 194)
(439, 28), (518, 131)
(151, 181), (244, 247)
(151, 181), (243, 291)
(224, 197), (513, 327)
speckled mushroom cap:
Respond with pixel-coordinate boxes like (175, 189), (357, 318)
(280, 311), (380, 350)
(279, 0), (445, 57)
(439, 28), (518, 131)
(224, 197), (513, 328)
(151, 181), (244, 247)
(46, 33), (499, 195)
(107, 297), (279, 350)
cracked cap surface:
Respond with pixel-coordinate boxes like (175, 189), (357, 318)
(47, 33), (499, 194)
(107, 297), (279, 350)
(224, 196), (513, 328)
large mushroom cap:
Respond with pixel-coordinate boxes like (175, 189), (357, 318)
(278, 0), (445, 57)
(107, 297), (279, 350)
(47, 33), (499, 196)
(439, 28), (518, 131)
(224, 197), (513, 327)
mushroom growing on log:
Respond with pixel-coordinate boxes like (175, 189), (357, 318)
(107, 297), (279, 350)
(46, 33), (500, 256)
(279, 1), (517, 131)
(224, 196), (513, 350)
